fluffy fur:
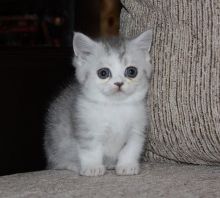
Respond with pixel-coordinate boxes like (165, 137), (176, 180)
(44, 30), (152, 176)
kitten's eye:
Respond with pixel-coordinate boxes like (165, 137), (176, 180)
(125, 66), (138, 78)
(97, 68), (111, 79)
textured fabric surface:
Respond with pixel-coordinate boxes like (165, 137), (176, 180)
(120, 0), (220, 165)
(0, 163), (220, 198)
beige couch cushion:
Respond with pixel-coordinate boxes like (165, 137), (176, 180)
(120, 0), (220, 165)
(1, 163), (220, 198)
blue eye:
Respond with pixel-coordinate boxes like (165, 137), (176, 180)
(125, 66), (138, 78)
(97, 68), (111, 79)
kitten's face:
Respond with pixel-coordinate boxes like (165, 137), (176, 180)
(86, 48), (150, 101)
(73, 31), (152, 103)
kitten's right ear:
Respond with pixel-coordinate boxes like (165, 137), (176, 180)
(73, 32), (97, 58)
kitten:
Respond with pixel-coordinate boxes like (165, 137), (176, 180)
(44, 30), (152, 176)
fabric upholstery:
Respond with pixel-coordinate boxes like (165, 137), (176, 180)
(120, 0), (220, 165)
(0, 163), (220, 198)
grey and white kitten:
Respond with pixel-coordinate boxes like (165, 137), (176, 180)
(44, 30), (152, 176)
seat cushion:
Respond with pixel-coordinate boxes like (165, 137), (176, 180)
(0, 163), (220, 198)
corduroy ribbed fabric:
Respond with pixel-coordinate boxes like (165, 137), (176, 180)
(120, 0), (220, 165)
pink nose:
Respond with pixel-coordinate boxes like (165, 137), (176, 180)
(114, 82), (124, 88)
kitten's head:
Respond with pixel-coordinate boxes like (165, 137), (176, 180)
(73, 30), (152, 103)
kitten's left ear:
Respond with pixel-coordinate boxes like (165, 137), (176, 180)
(73, 32), (98, 58)
(130, 30), (153, 52)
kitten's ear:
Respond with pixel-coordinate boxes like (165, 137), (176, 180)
(73, 32), (98, 57)
(130, 30), (153, 52)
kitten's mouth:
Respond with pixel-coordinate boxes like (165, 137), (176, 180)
(117, 88), (122, 92)
(106, 87), (126, 97)
(114, 88), (125, 94)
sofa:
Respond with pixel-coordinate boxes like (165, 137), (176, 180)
(1, 0), (220, 197)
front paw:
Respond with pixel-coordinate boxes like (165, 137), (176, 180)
(80, 165), (106, 176)
(116, 163), (140, 175)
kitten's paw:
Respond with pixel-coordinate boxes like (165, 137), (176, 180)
(80, 165), (106, 176)
(116, 163), (140, 176)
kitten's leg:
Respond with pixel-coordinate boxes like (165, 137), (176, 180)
(78, 142), (105, 176)
(116, 132), (145, 175)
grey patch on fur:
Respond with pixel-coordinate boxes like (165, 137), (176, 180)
(98, 37), (127, 60)
(118, 43), (127, 61)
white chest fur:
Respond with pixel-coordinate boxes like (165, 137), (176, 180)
(77, 98), (147, 158)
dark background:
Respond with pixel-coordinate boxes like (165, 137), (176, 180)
(0, 0), (120, 176)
